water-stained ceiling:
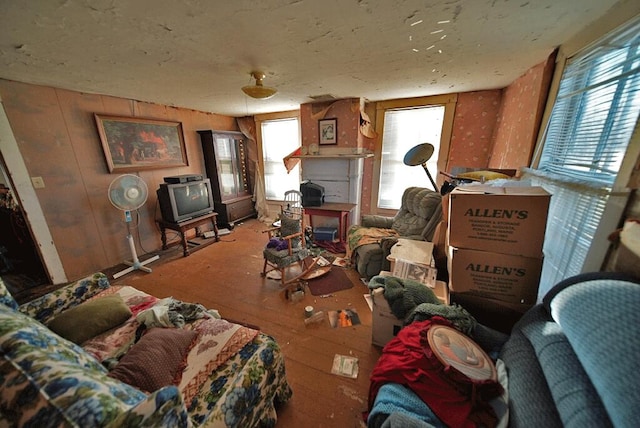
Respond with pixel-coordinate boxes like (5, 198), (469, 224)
(0, 0), (624, 116)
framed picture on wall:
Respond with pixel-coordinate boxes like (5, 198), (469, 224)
(319, 118), (337, 145)
(95, 114), (189, 173)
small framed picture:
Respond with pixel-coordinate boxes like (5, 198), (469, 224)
(319, 118), (337, 145)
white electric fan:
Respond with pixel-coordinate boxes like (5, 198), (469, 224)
(108, 174), (159, 279)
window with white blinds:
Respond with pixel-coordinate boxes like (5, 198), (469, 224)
(261, 118), (300, 200)
(378, 106), (444, 209)
(527, 16), (640, 299)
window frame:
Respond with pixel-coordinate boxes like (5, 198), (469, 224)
(254, 110), (301, 203)
(528, 15), (640, 298)
(371, 94), (457, 216)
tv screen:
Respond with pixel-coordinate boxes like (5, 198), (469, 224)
(157, 179), (214, 223)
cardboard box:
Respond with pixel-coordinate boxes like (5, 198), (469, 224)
(448, 186), (550, 257)
(371, 288), (403, 347)
(449, 292), (533, 334)
(370, 278), (450, 346)
(447, 246), (542, 305)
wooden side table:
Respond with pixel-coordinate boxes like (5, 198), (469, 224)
(304, 202), (356, 245)
(158, 212), (219, 257)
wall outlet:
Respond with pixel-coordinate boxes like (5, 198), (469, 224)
(31, 176), (45, 188)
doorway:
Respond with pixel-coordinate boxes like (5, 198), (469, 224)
(0, 157), (49, 300)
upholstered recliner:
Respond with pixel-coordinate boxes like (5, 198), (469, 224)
(347, 187), (442, 280)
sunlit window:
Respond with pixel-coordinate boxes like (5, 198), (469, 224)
(378, 106), (444, 209)
(528, 16), (640, 299)
(261, 118), (300, 200)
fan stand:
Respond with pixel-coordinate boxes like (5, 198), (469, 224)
(113, 212), (160, 279)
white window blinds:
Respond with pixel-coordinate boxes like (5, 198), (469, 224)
(379, 106), (444, 209)
(526, 16), (640, 299)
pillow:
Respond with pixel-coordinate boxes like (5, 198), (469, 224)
(47, 294), (132, 344)
(280, 215), (302, 248)
(108, 327), (198, 393)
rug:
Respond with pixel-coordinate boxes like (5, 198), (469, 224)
(314, 240), (346, 254)
(306, 267), (354, 296)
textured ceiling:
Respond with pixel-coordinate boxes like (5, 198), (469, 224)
(0, 0), (622, 117)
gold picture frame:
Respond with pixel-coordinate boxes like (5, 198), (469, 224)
(95, 114), (188, 173)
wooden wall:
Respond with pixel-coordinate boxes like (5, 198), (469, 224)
(0, 79), (237, 280)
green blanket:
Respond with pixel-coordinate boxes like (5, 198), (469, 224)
(368, 275), (476, 335)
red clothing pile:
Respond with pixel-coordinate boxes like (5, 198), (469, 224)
(367, 317), (502, 428)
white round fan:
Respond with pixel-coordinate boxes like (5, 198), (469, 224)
(108, 174), (159, 279)
(109, 174), (148, 211)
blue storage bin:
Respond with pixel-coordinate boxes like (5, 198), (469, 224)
(314, 227), (337, 241)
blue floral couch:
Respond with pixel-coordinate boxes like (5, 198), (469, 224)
(0, 272), (292, 427)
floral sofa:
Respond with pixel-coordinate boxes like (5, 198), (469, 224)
(0, 272), (292, 427)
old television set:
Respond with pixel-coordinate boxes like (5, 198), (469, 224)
(157, 178), (214, 223)
(300, 180), (325, 207)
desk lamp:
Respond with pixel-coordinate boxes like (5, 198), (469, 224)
(403, 143), (439, 192)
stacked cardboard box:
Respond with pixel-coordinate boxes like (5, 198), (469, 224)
(446, 185), (550, 307)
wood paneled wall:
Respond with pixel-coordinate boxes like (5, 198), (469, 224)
(0, 79), (237, 280)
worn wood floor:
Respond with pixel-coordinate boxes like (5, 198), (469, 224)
(108, 218), (382, 428)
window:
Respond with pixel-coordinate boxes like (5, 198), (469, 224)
(260, 117), (300, 200)
(526, 16), (640, 299)
(378, 106), (444, 209)
(374, 96), (456, 210)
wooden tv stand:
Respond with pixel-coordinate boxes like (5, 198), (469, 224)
(158, 212), (219, 257)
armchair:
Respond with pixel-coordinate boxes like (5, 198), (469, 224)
(347, 187), (442, 280)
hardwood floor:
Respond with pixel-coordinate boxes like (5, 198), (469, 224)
(109, 218), (382, 428)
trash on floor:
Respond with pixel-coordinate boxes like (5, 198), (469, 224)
(331, 354), (359, 379)
(328, 309), (361, 328)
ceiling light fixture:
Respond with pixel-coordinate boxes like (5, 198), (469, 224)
(242, 71), (277, 99)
